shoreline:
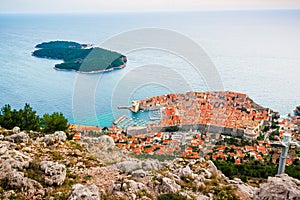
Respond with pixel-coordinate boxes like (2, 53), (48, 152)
(53, 64), (126, 74)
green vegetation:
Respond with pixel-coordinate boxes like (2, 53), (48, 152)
(23, 160), (44, 185)
(42, 112), (68, 134)
(157, 193), (186, 200)
(83, 175), (93, 181)
(33, 41), (127, 72)
(213, 160), (300, 180)
(269, 129), (280, 141)
(35, 41), (83, 49)
(214, 185), (238, 200)
(0, 104), (40, 131)
(133, 153), (176, 161)
(215, 136), (254, 147)
(165, 125), (179, 132)
(0, 104), (68, 134)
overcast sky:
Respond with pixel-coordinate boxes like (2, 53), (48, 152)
(1, 0), (300, 13)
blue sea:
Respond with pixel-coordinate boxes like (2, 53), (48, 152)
(0, 10), (300, 127)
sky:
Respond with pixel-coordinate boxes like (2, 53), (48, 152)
(1, 0), (300, 13)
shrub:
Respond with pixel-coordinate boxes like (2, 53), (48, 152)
(42, 112), (68, 134)
(157, 193), (186, 200)
(0, 104), (40, 131)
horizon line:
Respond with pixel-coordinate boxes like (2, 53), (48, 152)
(1, 8), (300, 15)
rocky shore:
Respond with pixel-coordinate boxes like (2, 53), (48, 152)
(0, 127), (299, 200)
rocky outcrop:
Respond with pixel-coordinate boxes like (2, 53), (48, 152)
(44, 131), (67, 145)
(12, 126), (20, 134)
(132, 169), (148, 178)
(0, 142), (8, 155)
(109, 178), (148, 199)
(68, 184), (99, 200)
(254, 174), (300, 200)
(160, 177), (181, 193)
(2, 126), (300, 200)
(40, 161), (66, 186)
(82, 135), (115, 151)
(4, 131), (30, 143)
(5, 171), (43, 194)
(230, 178), (257, 200)
(115, 160), (142, 173)
(115, 159), (161, 174)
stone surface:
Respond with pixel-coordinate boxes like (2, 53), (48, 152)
(178, 166), (193, 179)
(68, 184), (99, 200)
(142, 159), (161, 171)
(161, 177), (181, 193)
(97, 135), (115, 149)
(5, 131), (30, 143)
(115, 159), (161, 174)
(254, 174), (300, 200)
(44, 131), (67, 145)
(132, 169), (147, 178)
(115, 160), (142, 173)
(12, 127), (20, 134)
(1, 155), (31, 171)
(40, 161), (66, 186)
(5, 171), (42, 191)
(0, 142), (8, 155)
(230, 178), (257, 200)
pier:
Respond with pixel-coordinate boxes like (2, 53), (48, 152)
(113, 115), (127, 125)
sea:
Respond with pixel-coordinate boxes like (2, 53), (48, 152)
(0, 10), (300, 127)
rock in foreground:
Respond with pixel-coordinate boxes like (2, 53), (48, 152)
(254, 173), (300, 200)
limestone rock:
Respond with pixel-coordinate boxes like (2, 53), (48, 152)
(254, 174), (300, 200)
(44, 131), (67, 145)
(97, 135), (115, 148)
(5, 131), (30, 143)
(142, 159), (161, 171)
(5, 171), (43, 193)
(68, 184), (99, 200)
(230, 178), (257, 200)
(115, 160), (142, 173)
(12, 126), (20, 134)
(115, 159), (161, 174)
(0, 142), (8, 155)
(207, 160), (218, 175)
(1, 156), (30, 171)
(40, 161), (66, 186)
(123, 179), (147, 193)
(161, 177), (181, 193)
(178, 166), (193, 179)
(132, 169), (148, 178)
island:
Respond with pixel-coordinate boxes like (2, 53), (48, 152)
(32, 41), (127, 73)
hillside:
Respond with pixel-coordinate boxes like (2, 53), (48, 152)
(0, 127), (300, 200)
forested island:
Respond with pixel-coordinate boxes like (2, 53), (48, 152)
(32, 41), (127, 73)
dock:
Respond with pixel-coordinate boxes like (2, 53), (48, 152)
(113, 115), (127, 125)
(117, 106), (131, 109)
